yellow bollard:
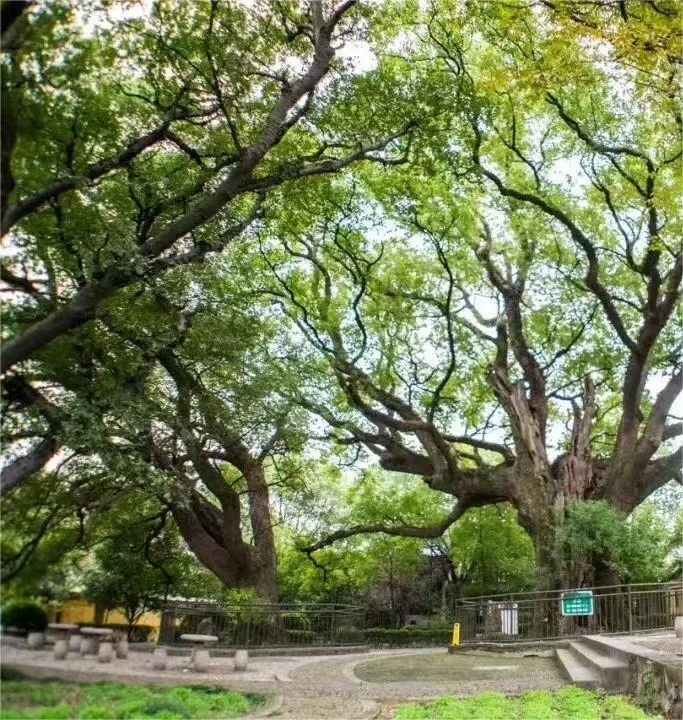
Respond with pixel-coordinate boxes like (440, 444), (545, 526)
(451, 623), (460, 646)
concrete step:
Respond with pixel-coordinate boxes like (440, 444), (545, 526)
(581, 634), (630, 660)
(568, 641), (629, 692)
(555, 648), (599, 689)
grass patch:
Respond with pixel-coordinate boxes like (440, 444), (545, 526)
(394, 688), (664, 719)
(354, 651), (556, 683)
(0, 680), (265, 719)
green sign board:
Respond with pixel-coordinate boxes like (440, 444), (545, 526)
(561, 590), (594, 616)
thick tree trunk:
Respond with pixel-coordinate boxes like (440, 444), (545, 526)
(171, 499), (277, 601)
(169, 467), (279, 602)
(244, 462), (279, 602)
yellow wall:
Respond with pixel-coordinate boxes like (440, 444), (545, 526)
(48, 601), (161, 640)
(104, 609), (161, 640)
(48, 600), (94, 625)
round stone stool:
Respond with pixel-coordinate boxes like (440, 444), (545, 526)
(152, 647), (167, 670)
(116, 638), (129, 659)
(27, 632), (45, 649)
(69, 634), (82, 652)
(54, 639), (68, 660)
(233, 649), (248, 671)
(98, 641), (113, 663)
(193, 648), (210, 672)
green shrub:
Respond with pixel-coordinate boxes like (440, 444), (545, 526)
(0, 680), (262, 719)
(1, 600), (48, 634)
(281, 611), (311, 631)
(334, 625), (364, 643)
(363, 627), (452, 647)
(100, 623), (154, 642)
(284, 629), (318, 644)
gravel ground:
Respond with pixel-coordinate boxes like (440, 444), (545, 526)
(1, 644), (568, 719)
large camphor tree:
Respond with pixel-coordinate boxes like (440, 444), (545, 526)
(1, 0), (681, 595)
(253, 0), (682, 588)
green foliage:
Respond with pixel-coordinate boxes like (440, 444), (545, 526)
(625, 503), (676, 583)
(0, 473), (89, 599)
(555, 500), (676, 584)
(82, 520), (196, 628)
(2, 0), (681, 605)
(637, 661), (658, 713)
(0, 681), (263, 720)
(363, 627), (452, 647)
(281, 611), (311, 631)
(449, 505), (535, 596)
(284, 629), (319, 644)
(394, 688), (662, 720)
(0, 600), (47, 633)
(99, 624), (155, 643)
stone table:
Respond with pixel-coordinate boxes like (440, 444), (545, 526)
(80, 627), (115, 662)
(179, 633), (218, 672)
(47, 623), (79, 659)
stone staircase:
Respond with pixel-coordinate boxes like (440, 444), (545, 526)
(555, 637), (629, 693)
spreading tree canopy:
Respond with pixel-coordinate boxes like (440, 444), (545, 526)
(2, 0), (681, 594)
(252, 0), (682, 586)
(1, 0), (414, 597)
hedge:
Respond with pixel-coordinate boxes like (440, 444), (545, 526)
(1, 601), (48, 634)
(97, 623), (155, 642)
(284, 629), (319, 644)
(363, 628), (452, 646)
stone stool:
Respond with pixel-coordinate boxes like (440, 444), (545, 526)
(152, 647), (167, 670)
(98, 641), (114, 663)
(80, 636), (97, 655)
(26, 632), (45, 649)
(53, 639), (68, 660)
(116, 637), (129, 659)
(193, 648), (210, 672)
(233, 649), (248, 671)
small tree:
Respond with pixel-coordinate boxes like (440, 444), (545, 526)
(83, 522), (189, 637)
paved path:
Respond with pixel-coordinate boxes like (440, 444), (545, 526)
(623, 631), (682, 660)
(1, 644), (567, 719)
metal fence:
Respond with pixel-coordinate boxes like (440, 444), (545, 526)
(454, 582), (683, 644)
(158, 602), (365, 648)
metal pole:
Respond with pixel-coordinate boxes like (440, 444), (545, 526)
(627, 585), (633, 633)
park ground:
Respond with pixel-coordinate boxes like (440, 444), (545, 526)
(0, 645), (662, 719)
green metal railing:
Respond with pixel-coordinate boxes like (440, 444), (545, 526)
(454, 582), (683, 643)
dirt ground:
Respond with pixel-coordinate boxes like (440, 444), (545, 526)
(1, 643), (568, 719)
